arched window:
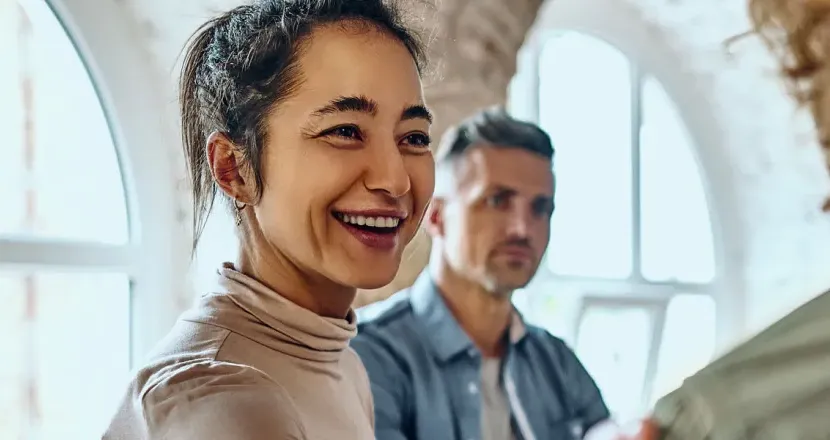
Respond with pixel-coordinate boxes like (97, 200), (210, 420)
(509, 31), (718, 421)
(0, 1), (134, 438)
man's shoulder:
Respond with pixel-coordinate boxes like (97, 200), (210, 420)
(355, 288), (416, 331)
(519, 323), (576, 359)
(352, 289), (426, 372)
(524, 323), (563, 342)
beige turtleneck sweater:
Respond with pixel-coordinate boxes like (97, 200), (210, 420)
(103, 265), (374, 440)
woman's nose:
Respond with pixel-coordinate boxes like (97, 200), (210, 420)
(363, 143), (411, 198)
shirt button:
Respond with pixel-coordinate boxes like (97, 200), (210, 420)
(467, 382), (478, 394)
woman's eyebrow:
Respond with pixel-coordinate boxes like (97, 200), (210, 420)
(309, 95), (432, 125)
(311, 95), (378, 118)
(401, 104), (432, 124)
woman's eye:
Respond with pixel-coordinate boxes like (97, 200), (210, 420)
(326, 125), (361, 140)
(402, 132), (432, 148)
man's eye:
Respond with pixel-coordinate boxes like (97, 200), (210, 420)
(486, 193), (508, 208)
(533, 202), (554, 217)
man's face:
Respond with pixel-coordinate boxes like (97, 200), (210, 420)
(430, 145), (555, 296)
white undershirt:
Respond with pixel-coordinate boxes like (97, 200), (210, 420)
(480, 357), (515, 440)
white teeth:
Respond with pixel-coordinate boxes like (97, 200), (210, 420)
(337, 213), (401, 228)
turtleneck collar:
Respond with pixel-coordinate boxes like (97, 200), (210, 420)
(184, 263), (357, 363)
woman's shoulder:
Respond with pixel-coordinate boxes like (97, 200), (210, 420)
(143, 358), (285, 401)
(106, 359), (305, 439)
(142, 359), (299, 415)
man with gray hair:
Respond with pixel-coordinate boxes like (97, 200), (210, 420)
(352, 107), (611, 440)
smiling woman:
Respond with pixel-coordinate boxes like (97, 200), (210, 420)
(103, 1), (434, 439)
(194, 24), (435, 306)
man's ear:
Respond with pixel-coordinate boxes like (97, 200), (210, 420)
(206, 131), (256, 204)
(424, 198), (446, 238)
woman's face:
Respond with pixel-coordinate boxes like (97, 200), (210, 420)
(254, 24), (434, 290)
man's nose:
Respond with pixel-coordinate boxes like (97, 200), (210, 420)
(505, 205), (530, 238)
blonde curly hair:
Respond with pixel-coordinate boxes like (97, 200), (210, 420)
(749, 0), (830, 210)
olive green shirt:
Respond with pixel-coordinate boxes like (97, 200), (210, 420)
(653, 290), (830, 439)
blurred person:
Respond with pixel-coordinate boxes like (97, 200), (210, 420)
(616, 0), (830, 439)
(103, 0), (434, 438)
(352, 108), (612, 440)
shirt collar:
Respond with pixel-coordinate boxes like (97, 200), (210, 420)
(409, 272), (527, 363)
(184, 263), (357, 363)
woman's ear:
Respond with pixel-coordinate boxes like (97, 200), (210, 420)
(206, 131), (256, 204)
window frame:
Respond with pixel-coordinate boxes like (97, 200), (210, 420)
(0, 238), (139, 273)
(515, 29), (722, 414)
(0, 2), (144, 435)
(0, 0), (143, 363)
(574, 295), (669, 415)
(0, 0), (187, 366)
(529, 31), (718, 288)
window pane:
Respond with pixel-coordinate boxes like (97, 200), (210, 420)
(507, 47), (540, 123)
(649, 294), (716, 404)
(193, 200), (239, 294)
(640, 76), (716, 283)
(575, 305), (653, 421)
(0, 271), (131, 439)
(539, 32), (633, 279)
(513, 282), (583, 346)
(0, 1), (129, 244)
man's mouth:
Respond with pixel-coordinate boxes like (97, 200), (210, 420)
(495, 245), (534, 262)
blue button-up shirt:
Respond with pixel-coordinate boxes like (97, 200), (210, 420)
(352, 274), (610, 440)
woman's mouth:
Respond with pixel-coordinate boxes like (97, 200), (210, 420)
(334, 212), (401, 231)
(332, 211), (404, 251)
